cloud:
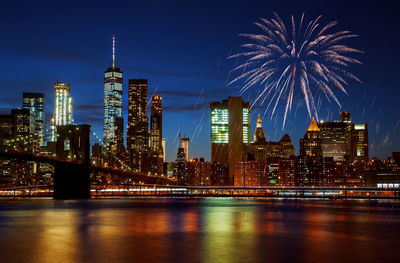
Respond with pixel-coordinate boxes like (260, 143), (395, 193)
(164, 103), (208, 112)
(26, 38), (90, 64)
(74, 99), (103, 110)
(124, 66), (226, 80)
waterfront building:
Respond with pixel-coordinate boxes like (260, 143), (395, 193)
(187, 158), (211, 186)
(0, 115), (13, 145)
(149, 96), (163, 175)
(149, 96), (162, 153)
(22, 92), (45, 147)
(210, 162), (229, 186)
(349, 123), (369, 163)
(162, 138), (166, 162)
(0, 115), (13, 183)
(11, 108), (31, 139)
(210, 96), (250, 184)
(365, 154), (400, 187)
(181, 137), (190, 161)
(319, 113), (350, 161)
(300, 117), (321, 157)
(103, 35), (123, 152)
(317, 111), (368, 163)
(233, 160), (268, 186)
(174, 147), (188, 185)
(278, 158), (296, 186)
(127, 79), (149, 172)
(50, 81), (73, 141)
(247, 114), (295, 160)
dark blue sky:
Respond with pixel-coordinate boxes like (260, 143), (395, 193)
(0, 0), (399, 161)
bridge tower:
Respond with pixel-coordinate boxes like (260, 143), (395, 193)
(54, 124), (91, 199)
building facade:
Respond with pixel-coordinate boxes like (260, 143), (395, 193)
(350, 124), (369, 163)
(50, 81), (73, 141)
(127, 79), (149, 172)
(187, 158), (211, 186)
(247, 114), (295, 161)
(22, 92), (45, 147)
(103, 35), (123, 152)
(181, 137), (189, 161)
(210, 97), (250, 184)
(149, 96), (162, 153)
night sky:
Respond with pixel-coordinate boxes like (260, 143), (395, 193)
(0, 0), (399, 161)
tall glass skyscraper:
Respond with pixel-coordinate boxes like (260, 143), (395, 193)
(103, 35), (123, 152)
(22, 92), (45, 146)
(50, 81), (73, 141)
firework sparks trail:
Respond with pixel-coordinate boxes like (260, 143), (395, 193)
(228, 13), (362, 128)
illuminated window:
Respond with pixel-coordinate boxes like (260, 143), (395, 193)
(243, 108), (249, 143)
(211, 108), (229, 143)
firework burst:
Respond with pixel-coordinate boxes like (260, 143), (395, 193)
(229, 13), (362, 127)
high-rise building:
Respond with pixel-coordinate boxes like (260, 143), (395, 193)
(103, 35), (123, 152)
(11, 108), (31, 139)
(247, 115), (295, 160)
(0, 115), (13, 145)
(181, 137), (189, 161)
(350, 124), (369, 163)
(300, 117), (321, 157)
(149, 96), (162, 153)
(174, 147), (188, 185)
(319, 120), (349, 162)
(149, 96), (163, 175)
(318, 111), (368, 163)
(127, 79), (149, 172)
(50, 81), (73, 141)
(210, 96), (250, 184)
(162, 138), (166, 162)
(113, 116), (124, 155)
(22, 93), (45, 146)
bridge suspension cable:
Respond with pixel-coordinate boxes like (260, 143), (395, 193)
(90, 130), (132, 171)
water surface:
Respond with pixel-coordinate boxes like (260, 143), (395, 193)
(0, 198), (399, 263)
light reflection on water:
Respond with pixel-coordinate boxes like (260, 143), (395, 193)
(0, 198), (399, 263)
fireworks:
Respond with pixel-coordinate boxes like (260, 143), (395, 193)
(229, 13), (362, 127)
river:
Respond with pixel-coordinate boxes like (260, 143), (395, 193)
(0, 198), (399, 263)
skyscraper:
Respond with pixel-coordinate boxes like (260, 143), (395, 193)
(113, 116), (124, 155)
(210, 96), (250, 184)
(162, 138), (166, 162)
(149, 96), (162, 153)
(11, 108), (30, 139)
(149, 95), (163, 175)
(175, 147), (188, 185)
(103, 35), (123, 152)
(350, 123), (368, 163)
(22, 93), (45, 146)
(181, 137), (189, 161)
(247, 115), (295, 161)
(127, 79), (148, 172)
(50, 81), (73, 141)
(319, 112), (350, 162)
(300, 117), (321, 157)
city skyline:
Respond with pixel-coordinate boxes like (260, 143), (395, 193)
(0, 0), (399, 161)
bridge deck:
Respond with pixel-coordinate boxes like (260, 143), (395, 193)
(1, 185), (399, 199)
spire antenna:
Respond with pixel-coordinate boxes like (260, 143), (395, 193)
(112, 34), (116, 68)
